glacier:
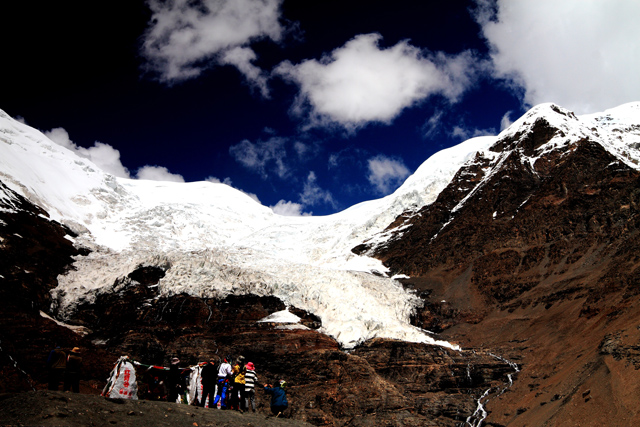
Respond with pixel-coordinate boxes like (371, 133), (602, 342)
(2, 102), (639, 349)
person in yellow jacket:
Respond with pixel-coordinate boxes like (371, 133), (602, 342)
(230, 356), (246, 411)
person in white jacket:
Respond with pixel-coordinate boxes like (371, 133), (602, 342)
(212, 356), (233, 409)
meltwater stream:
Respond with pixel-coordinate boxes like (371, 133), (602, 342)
(464, 353), (520, 427)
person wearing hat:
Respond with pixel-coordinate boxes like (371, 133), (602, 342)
(63, 347), (82, 393)
(264, 379), (288, 417)
(244, 362), (259, 412)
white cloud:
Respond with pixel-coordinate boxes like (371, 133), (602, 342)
(45, 127), (75, 150)
(300, 171), (335, 208)
(229, 136), (289, 179)
(422, 110), (444, 138)
(205, 176), (261, 203)
(270, 199), (312, 216)
(244, 192), (262, 204)
(367, 155), (410, 195)
(220, 46), (270, 97)
(136, 165), (185, 182)
(450, 125), (495, 141)
(142, 0), (283, 89)
(293, 141), (309, 158)
(45, 127), (130, 178)
(46, 127), (187, 183)
(205, 176), (233, 186)
(276, 33), (479, 130)
(476, 0), (640, 114)
(500, 111), (513, 131)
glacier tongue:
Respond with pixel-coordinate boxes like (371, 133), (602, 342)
(53, 247), (459, 350)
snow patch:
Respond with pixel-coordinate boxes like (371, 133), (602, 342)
(40, 311), (91, 336)
(258, 309), (301, 324)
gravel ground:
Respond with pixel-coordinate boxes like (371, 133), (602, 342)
(0, 390), (313, 427)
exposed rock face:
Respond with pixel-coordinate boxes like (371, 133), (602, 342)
(356, 105), (640, 425)
(0, 182), (112, 394)
(67, 282), (514, 426)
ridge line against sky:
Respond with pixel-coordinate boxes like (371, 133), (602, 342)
(3, 0), (640, 216)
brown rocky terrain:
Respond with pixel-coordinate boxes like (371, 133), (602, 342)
(0, 389), (314, 427)
(0, 181), (513, 426)
(355, 105), (640, 425)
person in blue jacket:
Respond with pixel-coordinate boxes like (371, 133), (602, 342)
(264, 379), (288, 417)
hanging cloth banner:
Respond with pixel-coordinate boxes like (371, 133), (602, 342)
(186, 364), (207, 406)
(101, 356), (139, 400)
(102, 356), (216, 405)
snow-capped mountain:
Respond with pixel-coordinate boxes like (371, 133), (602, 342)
(356, 102), (640, 259)
(2, 102), (639, 349)
(0, 108), (489, 349)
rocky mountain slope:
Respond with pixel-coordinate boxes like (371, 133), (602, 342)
(356, 102), (640, 425)
(2, 102), (640, 426)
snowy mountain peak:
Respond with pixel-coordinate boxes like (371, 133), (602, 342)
(493, 102), (640, 168)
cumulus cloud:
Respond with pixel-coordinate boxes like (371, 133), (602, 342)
(141, 0), (283, 92)
(300, 171), (335, 208)
(276, 33), (479, 130)
(367, 155), (410, 195)
(46, 127), (187, 182)
(270, 199), (312, 216)
(136, 165), (185, 182)
(229, 136), (289, 179)
(475, 0), (640, 114)
(45, 127), (131, 178)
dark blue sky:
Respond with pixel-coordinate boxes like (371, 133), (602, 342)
(5, 0), (634, 215)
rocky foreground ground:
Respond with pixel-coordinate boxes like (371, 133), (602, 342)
(0, 390), (313, 427)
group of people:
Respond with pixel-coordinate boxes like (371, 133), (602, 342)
(46, 346), (83, 393)
(198, 355), (289, 417)
(47, 346), (289, 417)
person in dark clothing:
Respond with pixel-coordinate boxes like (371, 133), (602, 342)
(264, 379), (288, 417)
(63, 347), (82, 393)
(166, 357), (183, 402)
(47, 346), (66, 390)
(200, 358), (217, 407)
